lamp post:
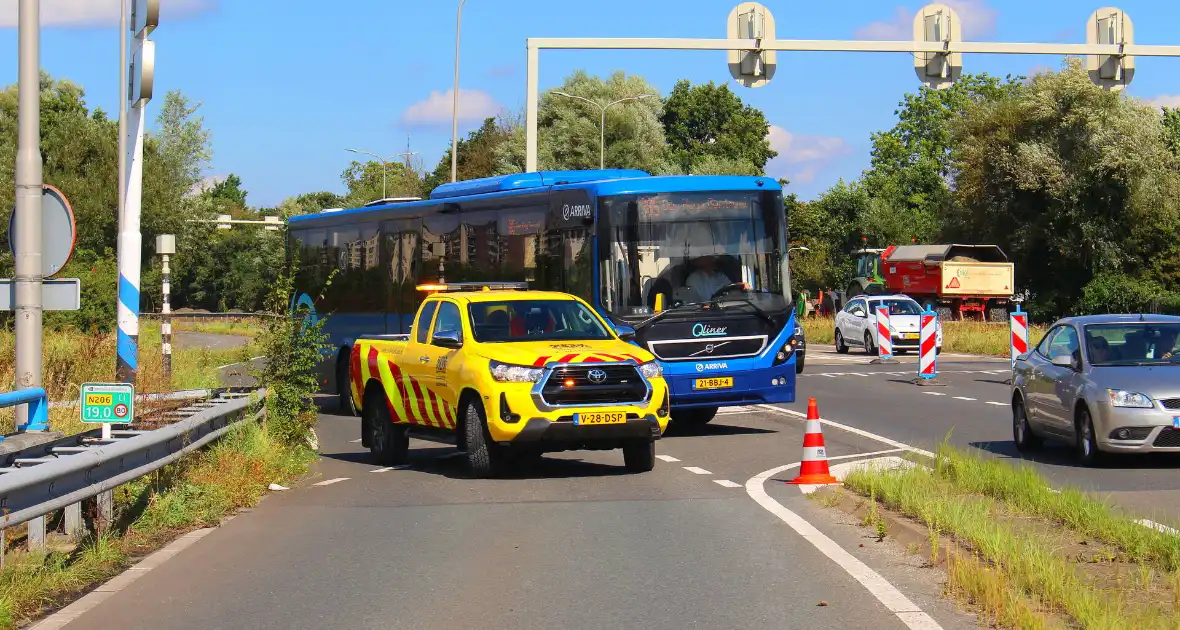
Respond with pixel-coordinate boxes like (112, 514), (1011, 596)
(345, 148), (396, 201)
(451, 0), (467, 183)
(550, 92), (657, 169)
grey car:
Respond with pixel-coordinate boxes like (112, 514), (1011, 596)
(1011, 314), (1180, 465)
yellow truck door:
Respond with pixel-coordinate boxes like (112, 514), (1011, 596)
(403, 300), (459, 430)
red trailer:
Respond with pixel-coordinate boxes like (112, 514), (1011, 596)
(851, 244), (1015, 321)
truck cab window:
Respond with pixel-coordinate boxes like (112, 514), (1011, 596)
(433, 302), (463, 344)
(415, 301), (439, 344)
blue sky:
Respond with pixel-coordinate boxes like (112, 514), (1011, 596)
(2, 0), (1179, 208)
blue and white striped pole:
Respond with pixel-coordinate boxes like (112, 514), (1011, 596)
(115, 103), (144, 384)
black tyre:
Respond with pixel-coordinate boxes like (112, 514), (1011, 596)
(988, 306), (1009, 322)
(795, 353), (805, 374)
(338, 355), (357, 417)
(464, 399), (502, 478)
(1075, 407), (1106, 467)
(366, 393), (408, 466)
(672, 406), (718, 426)
(1012, 398), (1042, 453)
(864, 331), (876, 356)
(623, 440), (656, 473)
(835, 329), (849, 354)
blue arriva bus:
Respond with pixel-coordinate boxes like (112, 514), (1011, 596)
(287, 169), (800, 426)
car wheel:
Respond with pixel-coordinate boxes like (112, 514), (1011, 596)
(1012, 398), (1041, 452)
(623, 440), (656, 473)
(864, 331), (876, 355)
(464, 398), (503, 478)
(337, 355), (357, 417)
(366, 391), (408, 466)
(1075, 407), (1106, 466)
(672, 407), (718, 427)
(835, 329), (849, 354)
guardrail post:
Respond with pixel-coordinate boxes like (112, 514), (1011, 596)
(27, 515), (44, 549)
(64, 503), (83, 540)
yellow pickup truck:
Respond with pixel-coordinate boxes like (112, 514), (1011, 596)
(349, 282), (671, 477)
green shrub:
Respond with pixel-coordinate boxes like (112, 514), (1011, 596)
(1077, 273), (1178, 315)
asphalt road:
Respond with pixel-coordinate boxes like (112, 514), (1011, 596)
(801, 344), (1180, 522)
(54, 403), (979, 630)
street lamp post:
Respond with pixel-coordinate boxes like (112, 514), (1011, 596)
(345, 148), (396, 200)
(451, 0), (467, 183)
(551, 92), (657, 169)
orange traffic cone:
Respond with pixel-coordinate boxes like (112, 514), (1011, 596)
(787, 398), (840, 485)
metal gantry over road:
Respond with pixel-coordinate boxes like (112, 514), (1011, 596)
(524, 3), (1180, 172)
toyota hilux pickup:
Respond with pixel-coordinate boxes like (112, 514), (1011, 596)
(350, 282), (671, 477)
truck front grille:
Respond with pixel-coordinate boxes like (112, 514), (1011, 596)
(539, 365), (647, 406)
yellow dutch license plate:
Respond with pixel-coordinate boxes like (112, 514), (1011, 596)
(903, 333), (919, 340)
(575, 411), (626, 425)
(694, 377), (734, 390)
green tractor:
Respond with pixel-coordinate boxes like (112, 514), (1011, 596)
(846, 248), (887, 297)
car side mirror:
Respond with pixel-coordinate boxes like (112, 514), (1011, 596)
(1050, 354), (1076, 370)
(614, 325), (637, 341)
(431, 329), (462, 349)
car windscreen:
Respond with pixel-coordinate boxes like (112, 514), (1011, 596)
(1083, 323), (1180, 365)
(867, 299), (922, 316)
(468, 300), (612, 343)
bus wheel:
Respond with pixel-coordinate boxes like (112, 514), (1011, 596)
(337, 354), (357, 417)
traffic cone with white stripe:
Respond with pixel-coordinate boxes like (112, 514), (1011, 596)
(787, 398), (840, 485)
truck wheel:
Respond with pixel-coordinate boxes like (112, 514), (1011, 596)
(337, 355), (357, 417)
(366, 394), (408, 466)
(936, 306), (954, 321)
(623, 440), (656, 473)
(463, 399), (502, 478)
(835, 329), (849, 354)
(672, 407), (718, 427)
(988, 306), (1009, 322)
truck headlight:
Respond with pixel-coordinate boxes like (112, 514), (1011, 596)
(639, 361), (663, 379)
(1108, 390), (1154, 408)
(490, 360), (544, 383)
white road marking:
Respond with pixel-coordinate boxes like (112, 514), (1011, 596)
(713, 479), (742, 488)
(656, 455), (680, 463)
(684, 466), (713, 475)
(747, 463), (944, 630)
(348, 439), (362, 443)
(953, 396), (977, 401)
(370, 466), (410, 473)
(986, 401), (1007, 406)
(313, 477), (350, 486)
(215, 355), (267, 370)
(922, 392), (945, 396)
(758, 406), (936, 458)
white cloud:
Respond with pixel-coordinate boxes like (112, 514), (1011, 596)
(1146, 95), (1180, 109)
(399, 88), (501, 127)
(854, 0), (997, 41)
(0, 0), (217, 27)
(186, 174), (225, 198)
(765, 125), (852, 184)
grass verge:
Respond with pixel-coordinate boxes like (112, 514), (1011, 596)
(0, 419), (312, 629)
(0, 323), (258, 435)
(168, 318), (266, 337)
(835, 444), (1180, 629)
(799, 316), (1047, 356)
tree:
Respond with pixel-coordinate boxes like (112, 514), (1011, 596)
(496, 70), (667, 174)
(947, 58), (1180, 318)
(1162, 107), (1180, 158)
(209, 173), (248, 208)
(424, 114), (518, 191)
(341, 159), (424, 207)
(660, 80), (776, 175)
(276, 191), (346, 218)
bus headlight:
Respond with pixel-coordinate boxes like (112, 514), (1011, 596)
(489, 360), (544, 383)
(639, 361), (663, 379)
(774, 328), (801, 366)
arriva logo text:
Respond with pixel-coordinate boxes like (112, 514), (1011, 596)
(692, 323), (727, 338)
(695, 362), (729, 372)
(562, 204), (592, 220)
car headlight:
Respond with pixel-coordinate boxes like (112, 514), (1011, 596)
(639, 361), (663, 379)
(489, 360), (544, 383)
(1108, 390), (1154, 408)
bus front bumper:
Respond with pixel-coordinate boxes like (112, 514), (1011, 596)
(664, 364), (796, 408)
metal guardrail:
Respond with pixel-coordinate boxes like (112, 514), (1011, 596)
(139, 312), (280, 319)
(0, 387), (49, 433)
(0, 388), (267, 546)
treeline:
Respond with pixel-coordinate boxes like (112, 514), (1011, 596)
(4, 60), (1176, 332)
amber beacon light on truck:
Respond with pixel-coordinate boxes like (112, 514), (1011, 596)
(415, 281), (531, 293)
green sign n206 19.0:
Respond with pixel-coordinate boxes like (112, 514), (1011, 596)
(80, 383), (135, 424)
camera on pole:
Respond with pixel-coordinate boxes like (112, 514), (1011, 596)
(913, 4), (962, 90)
(727, 2), (776, 89)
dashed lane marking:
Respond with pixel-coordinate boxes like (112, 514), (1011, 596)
(713, 479), (742, 488)
(683, 466), (713, 475)
(313, 477), (350, 486)
(370, 466), (412, 473)
(748, 463), (944, 630)
(986, 401), (1007, 406)
(953, 396), (977, 401)
(656, 455), (681, 463)
(922, 392), (945, 396)
(348, 439), (362, 443)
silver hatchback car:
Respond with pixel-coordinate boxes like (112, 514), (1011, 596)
(1011, 314), (1180, 465)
